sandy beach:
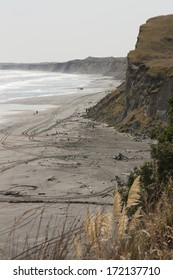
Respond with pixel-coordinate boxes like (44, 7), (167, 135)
(0, 86), (151, 258)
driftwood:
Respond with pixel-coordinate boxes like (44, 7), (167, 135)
(113, 152), (128, 161)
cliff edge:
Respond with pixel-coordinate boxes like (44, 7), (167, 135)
(88, 15), (173, 133)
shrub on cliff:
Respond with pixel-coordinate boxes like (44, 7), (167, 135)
(151, 97), (173, 183)
(127, 98), (173, 205)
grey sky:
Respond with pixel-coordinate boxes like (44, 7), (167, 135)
(0, 0), (172, 62)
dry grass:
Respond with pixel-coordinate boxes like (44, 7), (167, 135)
(87, 84), (125, 127)
(73, 177), (173, 259)
(129, 15), (173, 77)
(117, 108), (151, 132)
(129, 15), (173, 63)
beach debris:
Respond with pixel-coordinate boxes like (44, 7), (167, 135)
(132, 133), (147, 142)
(52, 131), (59, 136)
(115, 175), (125, 187)
(133, 136), (142, 142)
(113, 153), (128, 161)
(83, 155), (88, 159)
(79, 184), (93, 193)
(79, 184), (88, 188)
(47, 176), (56, 181)
(86, 107), (90, 113)
(88, 186), (93, 193)
(4, 191), (20, 196)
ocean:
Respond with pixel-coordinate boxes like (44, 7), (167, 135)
(0, 70), (118, 102)
(0, 70), (120, 121)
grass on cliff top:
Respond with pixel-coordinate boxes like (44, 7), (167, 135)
(129, 15), (173, 76)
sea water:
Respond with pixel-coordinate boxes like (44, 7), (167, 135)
(0, 70), (118, 102)
(0, 70), (120, 120)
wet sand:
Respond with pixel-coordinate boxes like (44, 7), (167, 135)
(0, 87), (151, 258)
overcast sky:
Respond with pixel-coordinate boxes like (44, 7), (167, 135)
(0, 0), (172, 63)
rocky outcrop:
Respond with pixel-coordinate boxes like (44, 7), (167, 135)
(88, 15), (173, 133)
(0, 56), (127, 80)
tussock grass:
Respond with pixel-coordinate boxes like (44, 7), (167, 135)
(73, 177), (173, 259)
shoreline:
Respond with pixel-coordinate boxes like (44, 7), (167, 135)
(0, 86), (151, 258)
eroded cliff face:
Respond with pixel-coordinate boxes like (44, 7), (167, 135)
(53, 56), (127, 78)
(88, 15), (173, 133)
(121, 15), (173, 130)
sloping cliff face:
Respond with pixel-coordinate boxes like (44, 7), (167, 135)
(53, 57), (127, 78)
(0, 57), (127, 79)
(88, 15), (173, 133)
(124, 15), (173, 127)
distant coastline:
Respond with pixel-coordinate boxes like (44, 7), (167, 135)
(0, 56), (127, 80)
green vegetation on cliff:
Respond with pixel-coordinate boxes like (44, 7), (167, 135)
(127, 98), (173, 207)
